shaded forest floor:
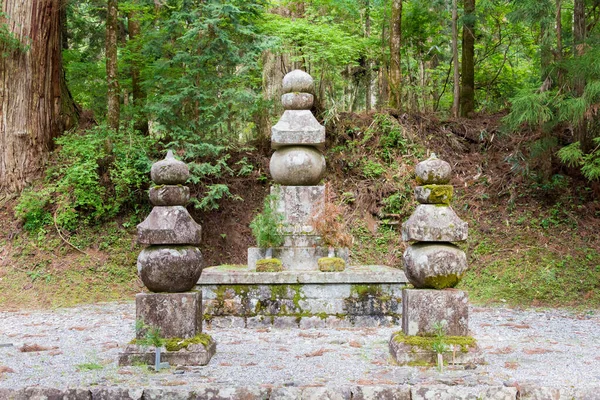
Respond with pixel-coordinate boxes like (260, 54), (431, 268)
(1, 111), (599, 310)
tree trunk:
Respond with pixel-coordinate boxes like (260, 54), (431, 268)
(573, 0), (589, 151)
(555, 0), (563, 88)
(460, 0), (475, 117)
(106, 0), (120, 131)
(0, 0), (77, 193)
(364, 0), (372, 112)
(128, 9), (148, 134)
(389, 0), (402, 109)
(451, 0), (460, 118)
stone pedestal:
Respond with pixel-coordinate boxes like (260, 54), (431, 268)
(389, 332), (484, 366)
(248, 247), (349, 271)
(118, 340), (216, 367)
(135, 291), (203, 339)
(402, 289), (469, 336)
(272, 185), (324, 235)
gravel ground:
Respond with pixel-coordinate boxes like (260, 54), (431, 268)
(0, 302), (599, 391)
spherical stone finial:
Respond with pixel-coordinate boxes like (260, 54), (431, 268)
(151, 150), (190, 185)
(282, 69), (314, 94)
(415, 153), (452, 185)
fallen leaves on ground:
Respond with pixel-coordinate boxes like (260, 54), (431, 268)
(489, 346), (514, 354)
(19, 343), (58, 352)
(500, 323), (531, 329)
(298, 332), (326, 339)
(301, 348), (332, 358)
(349, 340), (362, 348)
(523, 348), (552, 355)
(0, 366), (15, 374)
(505, 361), (519, 369)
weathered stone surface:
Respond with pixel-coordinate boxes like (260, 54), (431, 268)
(403, 243), (467, 289)
(301, 387), (352, 400)
(282, 69), (314, 93)
(401, 205), (468, 242)
(118, 341), (215, 367)
(139, 389), (195, 400)
(283, 233), (322, 247)
(414, 185), (453, 204)
(137, 206), (202, 245)
(150, 150), (189, 185)
(351, 385), (411, 400)
(411, 386), (516, 400)
(270, 146), (326, 186)
(248, 247), (349, 271)
(256, 258), (284, 272)
(271, 110), (325, 149)
(137, 246), (203, 292)
(149, 185), (189, 206)
(90, 387), (143, 400)
(282, 92), (314, 110)
(415, 153), (452, 184)
(200, 264), (408, 285)
(271, 185), (324, 236)
(135, 291), (202, 339)
(402, 289), (469, 336)
(389, 333), (484, 366)
(4, 388), (93, 400)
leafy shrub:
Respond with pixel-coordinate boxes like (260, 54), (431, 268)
(250, 194), (285, 249)
(15, 125), (158, 232)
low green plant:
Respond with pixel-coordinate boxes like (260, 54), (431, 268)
(250, 194), (285, 254)
(76, 362), (103, 371)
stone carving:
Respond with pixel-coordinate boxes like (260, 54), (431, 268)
(137, 150), (203, 292)
(402, 153), (468, 289)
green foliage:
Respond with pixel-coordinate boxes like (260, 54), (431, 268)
(193, 184), (242, 211)
(250, 194), (284, 249)
(361, 160), (385, 178)
(15, 125), (157, 232)
(76, 362), (103, 371)
(431, 321), (448, 355)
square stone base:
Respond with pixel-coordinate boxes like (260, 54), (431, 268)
(248, 247), (349, 271)
(389, 332), (484, 366)
(136, 291), (202, 339)
(402, 289), (468, 336)
(118, 340), (216, 367)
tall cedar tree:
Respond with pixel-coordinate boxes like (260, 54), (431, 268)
(106, 0), (120, 131)
(0, 0), (77, 192)
(460, 0), (475, 117)
(389, 0), (402, 109)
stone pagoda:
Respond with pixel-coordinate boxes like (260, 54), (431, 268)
(248, 69), (348, 270)
(390, 154), (482, 365)
(119, 151), (215, 366)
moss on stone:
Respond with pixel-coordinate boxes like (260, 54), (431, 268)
(256, 258), (283, 272)
(164, 333), (214, 352)
(318, 257), (346, 272)
(392, 332), (476, 353)
(422, 184), (453, 205)
(350, 284), (383, 299)
(422, 273), (462, 289)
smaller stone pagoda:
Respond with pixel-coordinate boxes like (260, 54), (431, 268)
(119, 151), (215, 366)
(390, 154), (482, 366)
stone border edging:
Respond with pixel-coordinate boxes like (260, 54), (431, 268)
(0, 384), (597, 399)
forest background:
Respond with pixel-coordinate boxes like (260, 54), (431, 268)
(0, 0), (599, 310)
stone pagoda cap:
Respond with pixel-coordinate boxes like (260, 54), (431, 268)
(415, 153), (451, 185)
(282, 69), (314, 94)
(151, 150), (190, 185)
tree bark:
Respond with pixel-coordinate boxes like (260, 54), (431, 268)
(573, 0), (589, 151)
(128, 8), (148, 134)
(451, 0), (460, 118)
(460, 0), (475, 117)
(0, 0), (77, 193)
(389, 0), (402, 109)
(106, 0), (120, 131)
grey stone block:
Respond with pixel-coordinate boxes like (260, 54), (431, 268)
(301, 387), (352, 400)
(351, 386), (411, 400)
(14, 388), (91, 400)
(415, 154), (452, 185)
(270, 146), (326, 186)
(137, 206), (202, 245)
(141, 389), (194, 400)
(136, 291), (202, 339)
(271, 387), (302, 400)
(283, 234), (322, 247)
(282, 69), (314, 94)
(411, 386), (516, 400)
(402, 289), (469, 336)
(389, 332), (484, 366)
(271, 110), (325, 149)
(246, 316), (272, 328)
(150, 151), (189, 185)
(248, 247), (349, 271)
(118, 340), (216, 367)
(401, 205), (468, 242)
(272, 316), (301, 328)
(91, 388), (143, 400)
(282, 93), (314, 110)
(403, 243), (467, 289)
(272, 185), (324, 235)
(205, 316), (246, 329)
(414, 185), (453, 204)
(137, 246), (203, 293)
(149, 185), (190, 206)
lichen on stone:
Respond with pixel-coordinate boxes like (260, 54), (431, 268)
(256, 258), (284, 272)
(392, 332), (476, 353)
(422, 184), (453, 204)
(164, 333), (214, 351)
(318, 257), (346, 272)
(422, 273), (463, 289)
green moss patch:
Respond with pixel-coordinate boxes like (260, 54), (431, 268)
(422, 184), (453, 205)
(256, 258), (283, 272)
(422, 273), (462, 289)
(164, 333), (214, 351)
(392, 332), (476, 353)
(318, 257), (346, 272)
